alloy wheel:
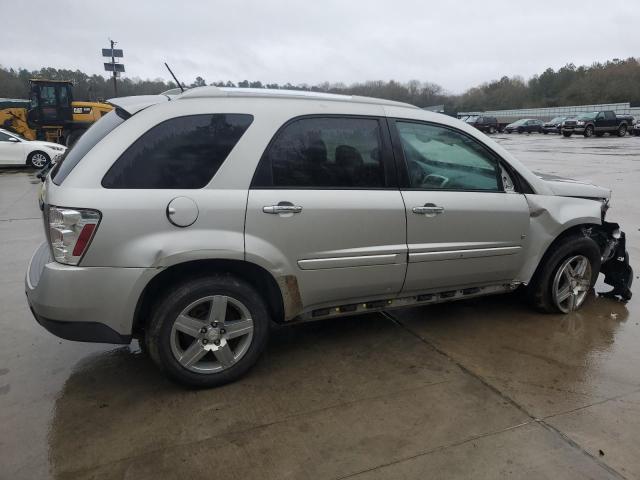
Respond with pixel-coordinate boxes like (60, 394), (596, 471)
(31, 153), (48, 168)
(552, 255), (592, 313)
(170, 295), (254, 373)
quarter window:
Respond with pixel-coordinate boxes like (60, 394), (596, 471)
(395, 121), (501, 191)
(252, 117), (386, 188)
(102, 114), (253, 189)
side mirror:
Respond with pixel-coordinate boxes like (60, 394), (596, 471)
(8, 137), (19, 142)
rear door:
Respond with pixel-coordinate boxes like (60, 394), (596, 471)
(245, 116), (407, 310)
(389, 119), (530, 293)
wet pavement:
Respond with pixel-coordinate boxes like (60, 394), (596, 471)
(1, 133), (639, 479)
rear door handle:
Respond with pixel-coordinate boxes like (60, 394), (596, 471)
(263, 204), (303, 214)
(412, 204), (444, 216)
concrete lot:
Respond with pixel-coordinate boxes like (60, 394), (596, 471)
(1, 133), (639, 479)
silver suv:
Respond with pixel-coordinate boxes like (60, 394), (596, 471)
(26, 87), (633, 387)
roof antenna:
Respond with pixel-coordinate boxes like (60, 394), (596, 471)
(164, 62), (184, 93)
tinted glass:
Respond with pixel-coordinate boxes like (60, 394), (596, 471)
(0, 132), (12, 141)
(40, 86), (57, 106)
(59, 86), (70, 107)
(103, 114), (253, 189)
(396, 122), (501, 191)
(253, 117), (385, 188)
(52, 110), (126, 185)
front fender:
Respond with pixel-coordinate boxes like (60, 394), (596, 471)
(518, 194), (602, 283)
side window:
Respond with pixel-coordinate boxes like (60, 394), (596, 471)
(59, 86), (70, 107)
(0, 132), (12, 142)
(102, 114), (253, 189)
(252, 117), (386, 188)
(395, 121), (501, 191)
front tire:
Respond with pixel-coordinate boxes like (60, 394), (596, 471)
(488, 126), (496, 134)
(562, 131), (573, 138)
(27, 151), (49, 168)
(583, 125), (594, 137)
(528, 234), (601, 313)
(145, 274), (270, 388)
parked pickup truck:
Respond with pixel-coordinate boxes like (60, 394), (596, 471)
(562, 111), (634, 138)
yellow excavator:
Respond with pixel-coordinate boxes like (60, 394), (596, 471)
(0, 79), (112, 145)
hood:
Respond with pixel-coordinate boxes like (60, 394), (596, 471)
(535, 172), (610, 200)
(29, 140), (66, 150)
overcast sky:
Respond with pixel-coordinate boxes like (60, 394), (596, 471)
(2, 0), (638, 93)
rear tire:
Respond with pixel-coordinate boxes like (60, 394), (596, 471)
(595, 132), (604, 137)
(562, 131), (573, 138)
(145, 274), (270, 388)
(527, 234), (601, 313)
(27, 151), (49, 168)
(617, 125), (627, 137)
(488, 126), (496, 134)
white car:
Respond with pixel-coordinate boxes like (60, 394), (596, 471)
(0, 128), (67, 168)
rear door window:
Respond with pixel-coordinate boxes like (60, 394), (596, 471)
(252, 116), (388, 188)
(102, 114), (253, 189)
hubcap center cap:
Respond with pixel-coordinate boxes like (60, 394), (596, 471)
(206, 327), (221, 341)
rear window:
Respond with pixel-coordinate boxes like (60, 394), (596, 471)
(52, 109), (126, 185)
(102, 114), (253, 189)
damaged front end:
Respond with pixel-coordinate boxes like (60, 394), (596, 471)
(589, 221), (633, 301)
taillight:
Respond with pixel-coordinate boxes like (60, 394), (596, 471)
(47, 206), (101, 265)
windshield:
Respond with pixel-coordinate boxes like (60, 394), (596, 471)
(465, 116), (479, 123)
(577, 112), (598, 120)
(52, 110), (126, 185)
(510, 119), (527, 126)
(549, 117), (565, 123)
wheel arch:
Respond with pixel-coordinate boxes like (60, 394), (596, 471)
(527, 223), (600, 283)
(132, 259), (290, 338)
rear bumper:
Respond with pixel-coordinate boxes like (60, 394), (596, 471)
(25, 242), (152, 344)
(29, 309), (131, 344)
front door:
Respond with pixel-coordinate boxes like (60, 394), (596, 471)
(390, 119), (530, 293)
(0, 132), (23, 164)
(245, 116), (407, 310)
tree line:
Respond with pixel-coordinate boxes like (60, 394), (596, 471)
(1, 57), (639, 114)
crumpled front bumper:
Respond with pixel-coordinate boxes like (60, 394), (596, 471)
(599, 223), (633, 301)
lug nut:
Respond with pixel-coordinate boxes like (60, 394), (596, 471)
(213, 339), (220, 346)
(220, 328), (226, 334)
(202, 339), (208, 345)
(200, 327), (207, 334)
(212, 322), (218, 327)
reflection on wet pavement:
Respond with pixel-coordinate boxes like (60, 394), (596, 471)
(1, 134), (639, 479)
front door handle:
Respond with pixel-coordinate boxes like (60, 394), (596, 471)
(263, 203), (303, 214)
(412, 203), (444, 216)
